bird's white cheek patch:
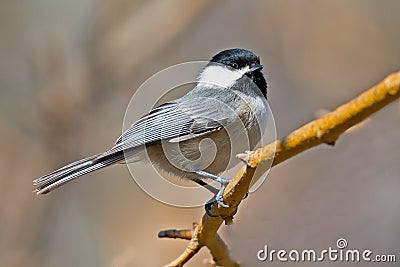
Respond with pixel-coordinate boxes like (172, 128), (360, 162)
(198, 65), (249, 88)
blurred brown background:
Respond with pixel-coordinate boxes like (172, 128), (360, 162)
(0, 0), (399, 266)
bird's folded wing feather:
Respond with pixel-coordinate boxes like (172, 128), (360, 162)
(103, 99), (233, 157)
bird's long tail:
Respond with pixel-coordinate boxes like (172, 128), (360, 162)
(33, 152), (125, 195)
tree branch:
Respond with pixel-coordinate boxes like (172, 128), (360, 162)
(160, 71), (400, 266)
(248, 71), (400, 168)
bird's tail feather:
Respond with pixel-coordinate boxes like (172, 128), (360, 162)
(33, 152), (125, 195)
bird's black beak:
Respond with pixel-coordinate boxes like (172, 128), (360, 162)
(247, 63), (263, 74)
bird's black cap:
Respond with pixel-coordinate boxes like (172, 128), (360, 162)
(210, 48), (260, 69)
(210, 48), (267, 98)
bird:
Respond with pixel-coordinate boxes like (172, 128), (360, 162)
(33, 48), (268, 210)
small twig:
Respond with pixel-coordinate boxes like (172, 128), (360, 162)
(158, 223), (198, 240)
(158, 229), (193, 240)
(160, 71), (400, 266)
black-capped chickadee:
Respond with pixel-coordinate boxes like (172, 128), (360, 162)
(34, 48), (268, 208)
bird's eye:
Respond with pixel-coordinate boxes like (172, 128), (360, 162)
(230, 62), (239, 69)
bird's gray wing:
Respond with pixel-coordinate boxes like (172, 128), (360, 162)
(103, 99), (233, 157)
(33, 97), (234, 194)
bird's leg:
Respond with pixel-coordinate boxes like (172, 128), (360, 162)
(193, 178), (220, 216)
(193, 178), (221, 216)
(215, 182), (228, 207)
(193, 170), (230, 208)
(193, 170), (230, 184)
(204, 201), (218, 217)
(193, 178), (218, 194)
